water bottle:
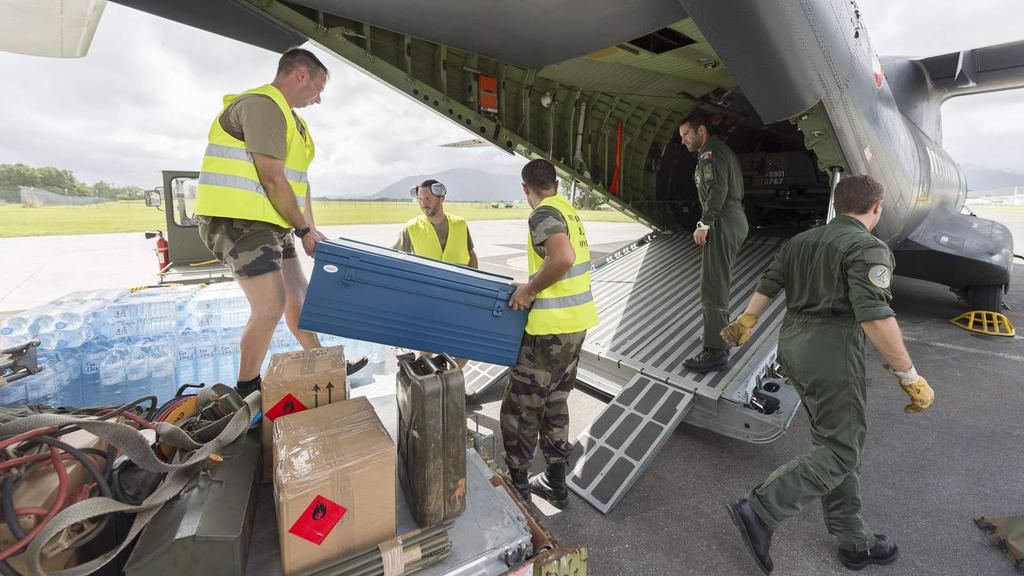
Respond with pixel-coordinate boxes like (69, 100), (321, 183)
(0, 380), (27, 407)
(217, 328), (241, 384)
(53, 305), (89, 332)
(148, 340), (177, 402)
(55, 348), (83, 407)
(1, 314), (35, 337)
(195, 330), (218, 385)
(272, 323), (291, 355)
(98, 346), (126, 405)
(370, 342), (387, 375)
(39, 352), (72, 407)
(24, 367), (60, 406)
(174, 331), (197, 387)
(124, 346), (150, 402)
(80, 343), (107, 406)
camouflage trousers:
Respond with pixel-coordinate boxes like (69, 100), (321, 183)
(500, 330), (586, 471)
(198, 216), (296, 279)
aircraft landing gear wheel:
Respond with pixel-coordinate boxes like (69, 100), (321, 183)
(967, 285), (1003, 312)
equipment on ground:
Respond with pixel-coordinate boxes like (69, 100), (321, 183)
(145, 171), (232, 285)
(0, 340), (41, 385)
(301, 237), (528, 366)
(124, 430), (261, 576)
(396, 353), (467, 528)
(950, 310), (1016, 337)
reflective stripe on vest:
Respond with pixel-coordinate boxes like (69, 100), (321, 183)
(525, 195), (599, 335)
(195, 84), (314, 228)
(405, 214), (471, 265)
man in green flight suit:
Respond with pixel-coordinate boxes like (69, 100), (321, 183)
(719, 175), (935, 574)
(678, 112), (749, 372)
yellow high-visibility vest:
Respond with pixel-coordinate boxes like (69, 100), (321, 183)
(405, 214), (471, 265)
(525, 195), (599, 335)
(195, 84), (314, 228)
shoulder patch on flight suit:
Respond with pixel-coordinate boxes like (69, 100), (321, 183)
(702, 163), (715, 182)
(699, 150), (713, 161)
(694, 168), (702, 186)
(867, 264), (892, 288)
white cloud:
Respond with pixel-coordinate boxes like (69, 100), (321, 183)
(0, 3), (523, 195)
(0, 1), (1020, 195)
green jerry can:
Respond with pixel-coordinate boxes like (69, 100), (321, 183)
(397, 353), (467, 527)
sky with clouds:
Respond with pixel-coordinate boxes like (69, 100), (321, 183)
(0, 0), (1021, 197)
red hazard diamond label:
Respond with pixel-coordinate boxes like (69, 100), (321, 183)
(288, 495), (346, 545)
(265, 393), (308, 422)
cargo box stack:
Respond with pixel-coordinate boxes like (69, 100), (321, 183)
(260, 346), (350, 482)
(274, 397), (396, 575)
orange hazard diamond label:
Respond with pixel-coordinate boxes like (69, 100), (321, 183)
(265, 393), (308, 422)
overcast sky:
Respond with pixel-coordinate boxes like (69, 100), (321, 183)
(0, 0), (1021, 196)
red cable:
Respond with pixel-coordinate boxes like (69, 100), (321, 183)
(0, 427), (59, 451)
(0, 446), (69, 561)
(0, 451), (94, 470)
(14, 508), (49, 518)
(119, 412), (157, 431)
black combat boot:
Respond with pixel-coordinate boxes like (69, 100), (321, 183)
(838, 534), (899, 570)
(683, 347), (729, 372)
(727, 498), (774, 575)
(530, 463), (569, 509)
(509, 468), (531, 502)
(345, 356), (368, 376)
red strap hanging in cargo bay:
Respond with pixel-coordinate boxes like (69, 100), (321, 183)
(609, 120), (623, 196)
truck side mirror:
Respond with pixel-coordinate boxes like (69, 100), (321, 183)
(145, 188), (162, 208)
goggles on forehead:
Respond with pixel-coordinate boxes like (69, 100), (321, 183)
(409, 182), (447, 198)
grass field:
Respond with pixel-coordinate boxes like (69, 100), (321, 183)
(0, 200), (633, 237)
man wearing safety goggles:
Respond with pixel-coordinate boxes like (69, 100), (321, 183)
(394, 179), (479, 269)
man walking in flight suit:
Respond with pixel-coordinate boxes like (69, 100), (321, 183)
(678, 112), (749, 372)
(719, 175), (934, 574)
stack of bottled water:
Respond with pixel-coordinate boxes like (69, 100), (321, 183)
(1, 283), (392, 408)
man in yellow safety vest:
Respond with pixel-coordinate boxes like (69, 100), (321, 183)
(195, 47), (365, 396)
(394, 179), (478, 268)
(503, 159), (599, 509)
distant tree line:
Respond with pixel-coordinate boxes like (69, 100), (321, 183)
(0, 163), (143, 203)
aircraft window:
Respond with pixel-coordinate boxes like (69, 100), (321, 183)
(628, 28), (696, 54)
(171, 177), (199, 228)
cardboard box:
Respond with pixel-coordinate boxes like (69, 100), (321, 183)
(274, 397), (396, 576)
(260, 346), (349, 482)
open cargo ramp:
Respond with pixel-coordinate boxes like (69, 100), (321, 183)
(569, 233), (802, 513)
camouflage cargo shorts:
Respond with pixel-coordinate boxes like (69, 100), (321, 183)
(198, 216), (296, 279)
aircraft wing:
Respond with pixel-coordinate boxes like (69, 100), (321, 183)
(918, 39), (1024, 100)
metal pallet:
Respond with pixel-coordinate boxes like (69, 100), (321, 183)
(566, 374), (694, 513)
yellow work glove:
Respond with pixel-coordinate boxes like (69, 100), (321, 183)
(720, 313), (759, 347)
(885, 365), (934, 413)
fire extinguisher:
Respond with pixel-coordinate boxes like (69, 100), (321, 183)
(154, 231), (169, 271)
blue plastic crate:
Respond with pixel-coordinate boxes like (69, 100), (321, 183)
(300, 238), (528, 366)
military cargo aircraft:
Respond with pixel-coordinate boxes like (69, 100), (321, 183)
(5, 0), (1023, 513)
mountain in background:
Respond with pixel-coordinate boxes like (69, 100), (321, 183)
(964, 165), (1024, 195)
(359, 168), (522, 201)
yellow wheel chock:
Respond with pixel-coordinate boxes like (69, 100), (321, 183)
(950, 310), (1016, 337)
